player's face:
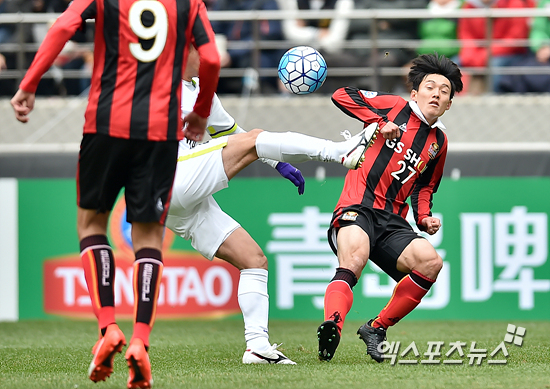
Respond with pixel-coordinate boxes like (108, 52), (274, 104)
(410, 74), (452, 125)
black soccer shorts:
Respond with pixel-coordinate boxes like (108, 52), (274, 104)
(77, 133), (178, 224)
(328, 205), (426, 282)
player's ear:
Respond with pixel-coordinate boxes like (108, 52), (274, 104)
(410, 89), (418, 102)
(446, 99), (452, 111)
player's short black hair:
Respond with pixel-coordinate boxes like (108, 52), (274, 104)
(408, 53), (463, 99)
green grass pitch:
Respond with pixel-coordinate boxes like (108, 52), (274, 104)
(0, 319), (549, 389)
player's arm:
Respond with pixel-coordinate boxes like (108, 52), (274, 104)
(19, 0), (94, 94)
(331, 87), (407, 131)
(410, 141), (448, 233)
(12, 0), (94, 122)
(182, 1), (220, 141)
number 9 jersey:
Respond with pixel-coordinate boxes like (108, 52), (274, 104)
(19, 0), (220, 142)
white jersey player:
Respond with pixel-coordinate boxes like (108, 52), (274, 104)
(166, 46), (378, 365)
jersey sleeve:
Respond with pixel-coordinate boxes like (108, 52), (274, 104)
(410, 137), (448, 230)
(331, 87), (407, 129)
(19, 0), (95, 93)
(206, 94), (240, 138)
(189, 1), (220, 119)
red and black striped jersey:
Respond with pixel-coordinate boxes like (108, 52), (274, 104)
(332, 87), (448, 230)
(20, 0), (220, 141)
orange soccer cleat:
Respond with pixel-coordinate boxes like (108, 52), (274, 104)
(88, 324), (126, 382)
(125, 338), (153, 389)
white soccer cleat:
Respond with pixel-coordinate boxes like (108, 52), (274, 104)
(339, 122), (379, 169)
(242, 343), (297, 365)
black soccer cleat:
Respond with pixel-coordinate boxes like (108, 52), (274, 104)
(357, 319), (387, 363)
(317, 320), (341, 361)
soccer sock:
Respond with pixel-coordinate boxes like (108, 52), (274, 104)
(238, 268), (271, 352)
(80, 235), (116, 333)
(255, 131), (345, 163)
(372, 270), (435, 329)
(131, 248), (163, 348)
(323, 268), (357, 334)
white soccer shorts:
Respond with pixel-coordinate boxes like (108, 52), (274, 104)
(166, 137), (240, 260)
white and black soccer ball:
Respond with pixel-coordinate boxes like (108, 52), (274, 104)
(278, 46), (327, 94)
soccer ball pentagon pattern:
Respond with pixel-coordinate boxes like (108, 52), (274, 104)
(278, 46), (327, 94)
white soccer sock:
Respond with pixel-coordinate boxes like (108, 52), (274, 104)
(255, 131), (345, 163)
(238, 268), (271, 352)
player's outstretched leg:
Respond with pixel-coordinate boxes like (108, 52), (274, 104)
(125, 338), (153, 389)
(317, 320), (340, 361)
(254, 122), (379, 170)
(88, 323), (126, 382)
(357, 319), (387, 363)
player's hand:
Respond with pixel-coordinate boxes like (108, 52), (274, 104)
(379, 121), (400, 140)
(182, 111), (207, 142)
(11, 88), (35, 123)
(421, 217), (441, 235)
(276, 162), (305, 195)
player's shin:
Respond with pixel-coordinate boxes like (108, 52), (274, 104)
(238, 269), (271, 352)
(255, 131), (336, 163)
(372, 270), (435, 329)
(324, 268), (357, 333)
(80, 235), (116, 333)
(131, 249), (163, 347)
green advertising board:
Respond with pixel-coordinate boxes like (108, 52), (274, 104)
(14, 177), (550, 320)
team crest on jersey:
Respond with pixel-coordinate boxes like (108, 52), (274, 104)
(427, 142), (440, 160)
(360, 90), (378, 99)
(342, 211), (358, 221)
(398, 123), (407, 133)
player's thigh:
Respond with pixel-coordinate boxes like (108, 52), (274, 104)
(171, 138), (229, 211)
(166, 195), (240, 261)
(369, 229), (419, 282)
(397, 237), (442, 276)
(334, 225), (371, 278)
(216, 227), (267, 270)
(77, 134), (129, 214)
(125, 139), (178, 223)
(222, 129), (262, 180)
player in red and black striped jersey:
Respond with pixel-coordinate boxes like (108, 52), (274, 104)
(10, 1), (220, 387)
(317, 53), (463, 363)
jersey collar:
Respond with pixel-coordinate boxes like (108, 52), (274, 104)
(409, 101), (446, 130)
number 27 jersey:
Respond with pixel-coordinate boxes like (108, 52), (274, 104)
(332, 87), (448, 228)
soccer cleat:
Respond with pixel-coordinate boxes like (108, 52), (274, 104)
(125, 338), (153, 389)
(317, 320), (341, 361)
(339, 122), (379, 170)
(357, 319), (387, 363)
(242, 343), (296, 365)
(88, 324), (126, 382)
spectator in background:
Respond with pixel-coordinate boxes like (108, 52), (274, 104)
(498, 0), (550, 93)
(530, 0), (550, 64)
(210, 0), (284, 94)
(457, 0), (535, 94)
(348, 0), (428, 93)
(417, 0), (463, 60)
(277, 0), (363, 93)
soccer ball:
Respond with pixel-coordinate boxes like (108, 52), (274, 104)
(278, 46), (327, 94)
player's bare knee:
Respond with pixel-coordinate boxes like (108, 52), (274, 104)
(249, 253), (268, 270)
(418, 254), (443, 279)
